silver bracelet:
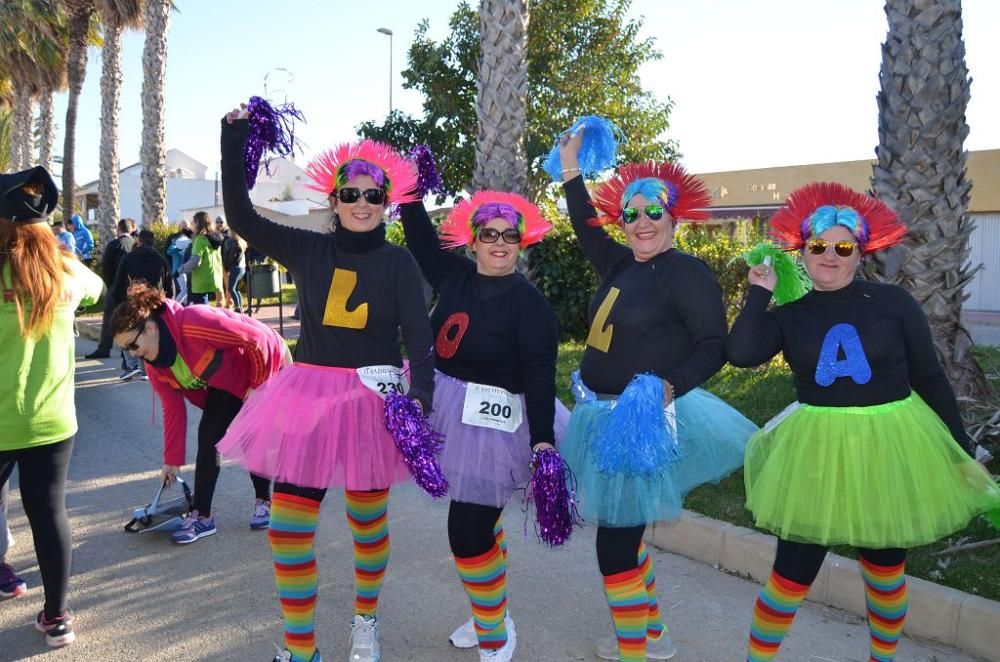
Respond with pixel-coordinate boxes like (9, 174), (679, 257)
(562, 167), (582, 175)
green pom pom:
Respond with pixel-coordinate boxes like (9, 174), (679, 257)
(733, 243), (812, 306)
(986, 507), (1000, 530)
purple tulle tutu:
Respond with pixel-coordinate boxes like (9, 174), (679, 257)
(217, 362), (410, 490)
(431, 371), (571, 507)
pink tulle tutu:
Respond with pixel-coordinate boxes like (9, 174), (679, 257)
(216, 362), (409, 490)
(431, 371), (571, 507)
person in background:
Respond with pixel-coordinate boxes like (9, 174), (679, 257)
(85, 218), (136, 359)
(111, 229), (174, 380)
(0, 165), (105, 647)
(166, 220), (193, 304)
(0, 483), (27, 600)
(66, 215), (94, 262)
(51, 221), (76, 254)
(182, 211), (224, 306)
(216, 216), (232, 308)
(222, 228), (248, 314)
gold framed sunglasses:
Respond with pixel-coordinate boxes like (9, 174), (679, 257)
(806, 238), (857, 258)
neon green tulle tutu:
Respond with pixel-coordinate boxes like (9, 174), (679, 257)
(745, 393), (1000, 548)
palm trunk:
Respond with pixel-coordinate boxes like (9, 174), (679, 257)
(98, 19), (123, 240)
(12, 95), (34, 171)
(8, 95), (24, 170)
(38, 91), (56, 172)
(472, 0), (529, 195)
(62, 7), (94, 217)
(871, 0), (987, 399)
(140, 0), (171, 226)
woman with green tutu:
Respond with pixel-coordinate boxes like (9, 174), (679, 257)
(728, 182), (1000, 662)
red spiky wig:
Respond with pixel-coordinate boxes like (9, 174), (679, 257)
(591, 161), (712, 226)
(769, 182), (906, 255)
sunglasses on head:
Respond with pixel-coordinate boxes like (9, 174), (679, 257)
(806, 238), (857, 258)
(476, 227), (522, 245)
(125, 325), (145, 352)
(336, 187), (387, 205)
(621, 204), (666, 224)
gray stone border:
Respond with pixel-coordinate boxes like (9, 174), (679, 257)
(645, 510), (1000, 661)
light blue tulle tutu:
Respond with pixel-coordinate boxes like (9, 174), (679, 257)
(560, 371), (758, 527)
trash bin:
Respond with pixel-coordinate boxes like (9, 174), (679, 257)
(249, 263), (280, 297)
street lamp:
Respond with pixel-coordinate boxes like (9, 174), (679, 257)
(376, 27), (393, 114)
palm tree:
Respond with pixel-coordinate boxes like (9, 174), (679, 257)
(871, 0), (988, 399)
(472, 0), (529, 195)
(97, 0), (144, 240)
(59, 0), (97, 215)
(0, 107), (12, 172)
(140, 0), (170, 225)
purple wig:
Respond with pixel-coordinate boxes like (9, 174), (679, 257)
(335, 160), (388, 192)
(471, 202), (524, 234)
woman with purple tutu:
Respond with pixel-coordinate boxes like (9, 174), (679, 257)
(399, 190), (567, 662)
(217, 109), (435, 662)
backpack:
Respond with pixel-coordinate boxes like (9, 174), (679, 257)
(124, 477), (193, 533)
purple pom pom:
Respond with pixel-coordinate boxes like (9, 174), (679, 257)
(244, 95), (305, 190)
(409, 144), (443, 197)
(384, 393), (448, 498)
(525, 448), (581, 546)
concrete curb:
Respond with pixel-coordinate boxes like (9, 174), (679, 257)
(646, 510), (1000, 661)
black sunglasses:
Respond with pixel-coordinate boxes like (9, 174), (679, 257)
(477, 227), (521, 245)
(336, 187), (387, 205)
(621, 204), (666, 224)
(125, 325), (145, 352)
(806, 238), (857, 258)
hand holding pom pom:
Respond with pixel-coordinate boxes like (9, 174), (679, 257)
(525, 447), (581, 546)
(384, 393), (448, 498)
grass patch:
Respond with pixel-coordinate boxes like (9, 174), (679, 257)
(253, 283), (298, 307)
(555, 341), (1000, 601)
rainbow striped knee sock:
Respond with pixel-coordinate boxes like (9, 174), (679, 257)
(454, 543), (508, 651)
(269, 492), (321, 662)
(747, 570), (810, 661)
(637, 542), (665, 640)
(494, 517), (507, 561)
(860, 557), (908, 662)
(345, 489), (390, 618)
(603, 568), (648, 661)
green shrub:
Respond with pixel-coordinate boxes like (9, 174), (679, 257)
(528, 215), (600, 341)
(145, 222), (178, 255)
(674, 222), (763, 321)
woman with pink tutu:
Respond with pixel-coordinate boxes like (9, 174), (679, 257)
(217, 109), (434, 662)
(399, 190), (567, 662)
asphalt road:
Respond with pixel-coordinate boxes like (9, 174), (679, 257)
(0, 337), (982, 661)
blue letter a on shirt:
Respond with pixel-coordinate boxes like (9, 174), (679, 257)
(815, 323), (872, 387)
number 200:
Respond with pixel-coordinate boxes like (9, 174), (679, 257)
(479, 401), (512, 418)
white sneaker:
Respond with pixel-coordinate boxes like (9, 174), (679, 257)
(348, 614), (381, 662)
(478, 619), (517, 661)
(449, 614), (515, 649)
(595, 630), (676, 660)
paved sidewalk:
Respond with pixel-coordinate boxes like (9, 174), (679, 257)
(0, 337), (985, 661)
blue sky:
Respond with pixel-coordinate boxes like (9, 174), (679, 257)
(55, 0), (1000, 186)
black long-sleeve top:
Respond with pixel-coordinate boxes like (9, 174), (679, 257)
(112, 245), (174, 303)
(727, 282), (973, 454)
(220, 119), (434, 410)
(399, 200), (559, 445)
(562, 175), (727, 397)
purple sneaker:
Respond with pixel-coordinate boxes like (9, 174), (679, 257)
(250, 498), (271, 530)
(171, 513), (217, 544)
(0, 562), (27, 598)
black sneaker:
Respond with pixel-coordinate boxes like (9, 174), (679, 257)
(35, 610), (75, 647)
(84, 350), (110, 359)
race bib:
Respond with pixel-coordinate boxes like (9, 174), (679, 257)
(461, 382), (524, 433)
(356, 365), (409, 399)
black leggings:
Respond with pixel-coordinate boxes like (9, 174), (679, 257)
(274, 481), (327, 503)
(0, 437), (75, 618)
(596, 524), (647, 576)
(194, 388), (271, 515)
(773, 538), (907, 585)
(448, 500), (504, 558)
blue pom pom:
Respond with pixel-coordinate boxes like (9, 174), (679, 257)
(592, 373), (681, 476)
(543, 115), (622, 182)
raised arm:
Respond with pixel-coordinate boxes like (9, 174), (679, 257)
(394, 252), (436, 411)
(398, 200), (468, 290)
(219, 116), (316, 270)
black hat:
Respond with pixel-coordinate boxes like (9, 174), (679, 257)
(0, 166), (59, 223)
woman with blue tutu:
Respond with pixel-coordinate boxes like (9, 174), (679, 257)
(399, 189), (569, 662)
(558, 132), (757, 661)
(728, 182), (1000, 662)
(217, 108), (435, 662)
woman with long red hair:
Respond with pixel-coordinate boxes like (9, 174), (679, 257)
(0, 166), (105, 648)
